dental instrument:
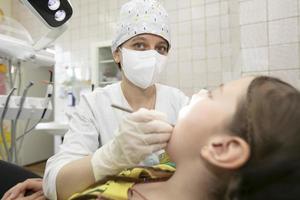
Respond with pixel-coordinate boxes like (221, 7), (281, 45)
(111, 104), (175, 127)
(18, 70), (53, 137)
(11, 81), (34, 163)
(0, 87), (16, 161)
(16, 71), (53, 161)
(111, 104), (133, 113)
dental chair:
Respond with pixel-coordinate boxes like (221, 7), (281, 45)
(0, 160), (41, 197)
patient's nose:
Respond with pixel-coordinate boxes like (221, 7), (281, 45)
(191, 89), (208, 103)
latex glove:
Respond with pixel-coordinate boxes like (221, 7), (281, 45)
(91, 108), (173, 181)
(1, 178), (46, 200)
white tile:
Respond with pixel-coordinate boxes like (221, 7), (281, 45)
(242, 47), (269, 72)
(88, 14), (98, 27)
(232, 55), (243, 73)
(98, 13), (106, 24)
(88, 2), (98, 15)
(178, 62), (193, 87)
(222, 57), (232, 72)
(105, 0), (119, 9)
(166, 60), (178, 73)
(222, 72), (235, 83)
(168, 11), (178, 24)
(221, 29), (230, 43)
(299, 0), (300, 17)
(221, 43), (232, 57)
(241, 23), (268, 48)
(192, 32), (206, 47)
(207, 29), (221, 44)
(193, 72), (207, 89)
(178, 0), (191, 9)
(206, 16), (220, 30)
(166, 64), (179, 86)
(207, 58), (222, 72)
(170, 35), (178, 49)
(268, 0), (298, 20)
(242, 71), (269, 77)
(269, 43), (299, 70)
(239, 0), (267, 25)
(220, 1), (229, 15)
(193, 60), (207, 74)
(177, 35), (192, 48)
(118, 0), (127, 9)
(269, 70), (300, 89)
(269, 18), (298, 45)
(206, 0), (219, 4)
(170, 23), (178, 36)
(178, 8), (191, 22)
(207, 44), (221, 58)
(178, 48), (192, 62)
(192, 19), (206, 33)
(192, 47), (206, 60)
(191, 0), (205, 6)
(206, 3), (220, 17)
(164, 0), (178, 10)
(192, 6), (205, 19)
(178, 21), (192, 35)
(168, 50), (178, 63)
(229, 0), (240, 14)
(207, 72), (222, 86)
(221, 16), (229, 29)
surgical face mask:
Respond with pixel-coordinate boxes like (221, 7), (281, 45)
(120, 48), (167, 89)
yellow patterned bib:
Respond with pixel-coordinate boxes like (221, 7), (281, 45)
(69, 163), (175, 200)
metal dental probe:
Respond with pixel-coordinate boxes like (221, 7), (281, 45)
(111, 104), (175, 127)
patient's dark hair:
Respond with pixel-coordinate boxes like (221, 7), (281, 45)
(227, 76), (300, 199)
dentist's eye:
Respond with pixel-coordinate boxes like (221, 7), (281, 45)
(156, 45), (168, 55)
(133, 42), (146, 50)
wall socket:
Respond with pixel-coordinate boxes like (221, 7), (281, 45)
(0, 95), (52, 120)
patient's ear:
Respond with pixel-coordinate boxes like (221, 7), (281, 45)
(200, 135), (250, 169)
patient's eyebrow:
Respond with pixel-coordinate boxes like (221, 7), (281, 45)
(210, 84), (224, 99)
(219, 83), (224, 93)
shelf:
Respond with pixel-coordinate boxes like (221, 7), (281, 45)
(35, 122), (69, 136)
(91, 40), (121, 87)
(99, 59), (115, 64)
(99, 80), (119, 86)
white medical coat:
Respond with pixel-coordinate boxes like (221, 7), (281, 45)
(43, 82), (188, 199)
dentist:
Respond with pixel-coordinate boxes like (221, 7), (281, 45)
(43, 0), (188, 199)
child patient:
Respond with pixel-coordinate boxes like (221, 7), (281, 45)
(70, 76), (300, 200)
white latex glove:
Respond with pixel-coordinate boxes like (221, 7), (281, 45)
(91, 108), (173, 181)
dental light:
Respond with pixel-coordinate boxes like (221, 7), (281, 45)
(20, 0), (73, 50)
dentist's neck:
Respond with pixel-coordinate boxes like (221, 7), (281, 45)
(121, 76), (156, 111)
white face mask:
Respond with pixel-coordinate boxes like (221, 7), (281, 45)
(120, 48), (167, 89)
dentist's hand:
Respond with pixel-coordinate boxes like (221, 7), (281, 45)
(91, 108), (173, 181)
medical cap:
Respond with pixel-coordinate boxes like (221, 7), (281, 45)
(111, 0), (171, 53)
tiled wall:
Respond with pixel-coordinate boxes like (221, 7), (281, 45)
(11, 0), (300, 120)
(240, 0), (300, 88)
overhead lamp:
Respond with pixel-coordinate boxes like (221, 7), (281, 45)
(20, 0), (73, 50)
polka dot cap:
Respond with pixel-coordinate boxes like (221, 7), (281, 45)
(111, 0), (171, 53)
